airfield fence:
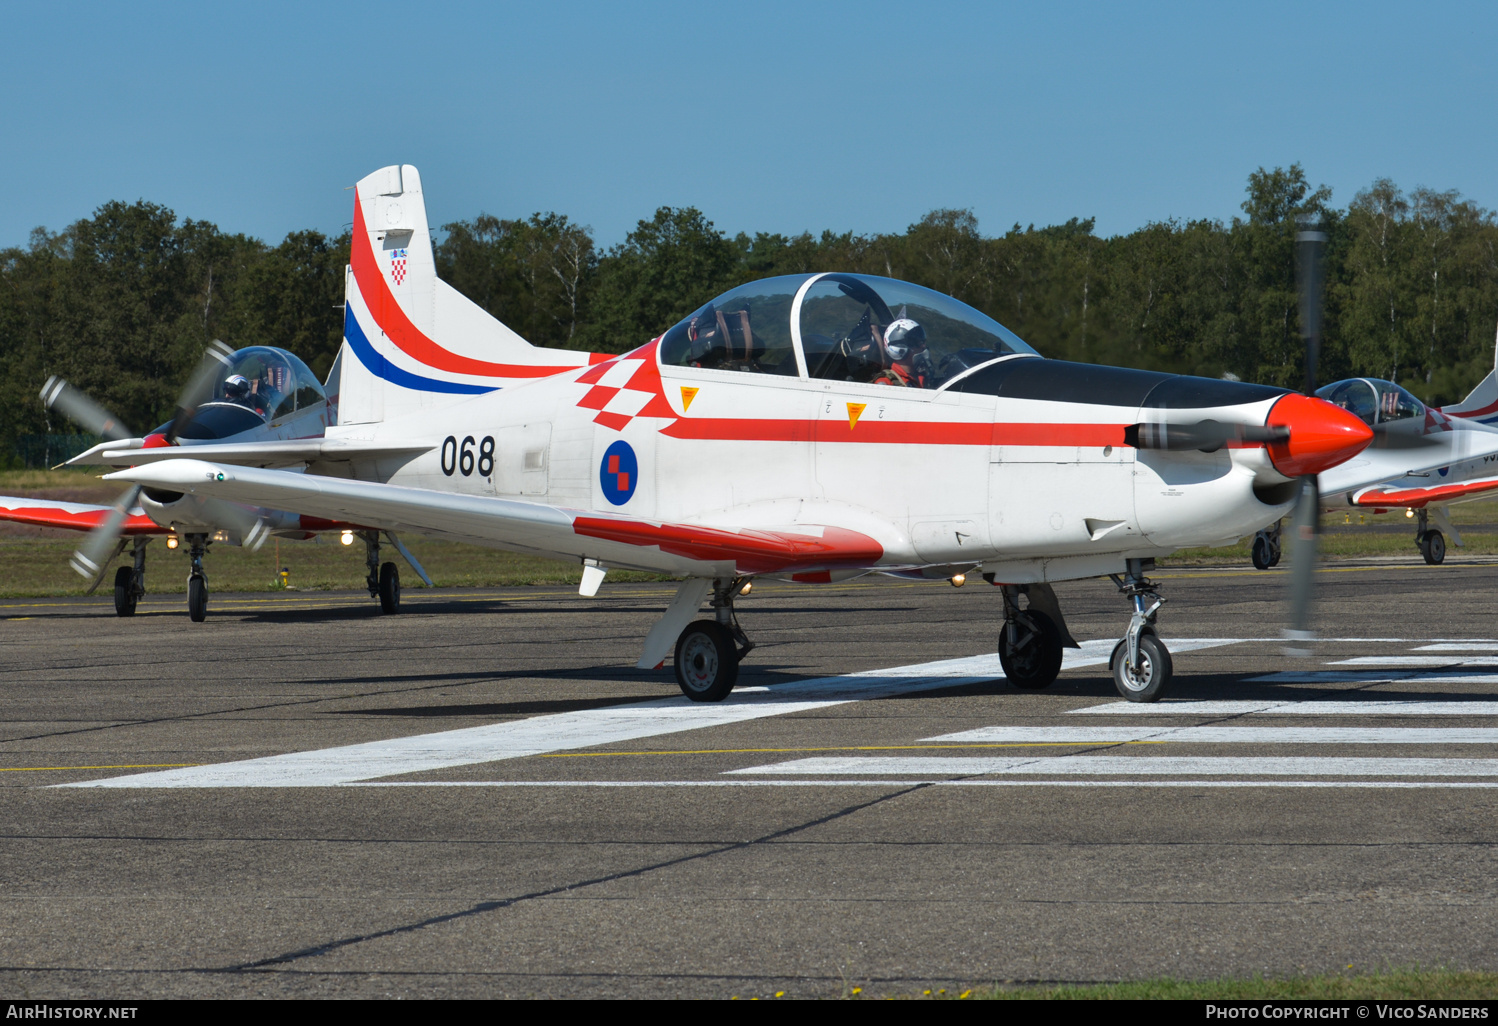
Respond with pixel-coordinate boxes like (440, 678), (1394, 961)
(13, 434), (103, 469)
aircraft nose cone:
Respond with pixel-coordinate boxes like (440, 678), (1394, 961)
(1265, 393), (1374, 477)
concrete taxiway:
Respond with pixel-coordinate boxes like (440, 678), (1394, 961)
(4, 559), (1498, 998)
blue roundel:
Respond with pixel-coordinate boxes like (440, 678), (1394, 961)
(600, 440), (639, 505)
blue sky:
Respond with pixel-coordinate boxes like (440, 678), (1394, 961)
(3, 1), (1494, 249)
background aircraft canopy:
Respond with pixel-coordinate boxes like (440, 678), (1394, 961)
(659, 272), (1036, 389)
(1316, 377), (1424, 425)
(210, 346), (326, 421)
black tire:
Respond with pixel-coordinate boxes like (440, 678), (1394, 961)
(187, 576), (207, 623)
(674, 620), (739, 701)
(379, 561), (401, 613)
(1422, 530), (1446, 565)
(1251, 536), (1273, 571)
(999, 610), (1064, 690)
(1268, 545), (1282, 568)
(113, 566), (136, 617)
(1110, 630), (1173, 702)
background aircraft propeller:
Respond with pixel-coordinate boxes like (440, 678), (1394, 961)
(42, 340), (265, 587)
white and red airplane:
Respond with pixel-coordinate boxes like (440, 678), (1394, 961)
(1247, 341), (1498, 569)
(95, 164), (1380, 702)
(0, 344), (433, 620)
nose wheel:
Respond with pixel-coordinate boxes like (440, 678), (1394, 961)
(1109, 559), (1173, 702)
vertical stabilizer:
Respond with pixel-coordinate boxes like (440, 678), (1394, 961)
(335, 165), (604, 426)
(1440, 322), (1498, 425)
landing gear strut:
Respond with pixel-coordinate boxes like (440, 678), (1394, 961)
(186, 533), (209, 623)
(1251, 521), (1282, 570)
(113, 537), (149, 617)
(674, 577), (752, 702)
(1414, 509), (1445, 565)
(997, 584), (1065, 690)
(360, 530), (401, 613)
(1108, 558), (1173, 702)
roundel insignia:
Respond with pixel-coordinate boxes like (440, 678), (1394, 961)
(600, 440), (638, 505)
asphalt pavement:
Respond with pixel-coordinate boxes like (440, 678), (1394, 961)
(3, 558), (1498, 998)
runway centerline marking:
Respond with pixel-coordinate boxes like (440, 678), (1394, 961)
(726, 756), (1498, 777)
(923, 726), (1498, 744)
(61, 639), (1241, 789)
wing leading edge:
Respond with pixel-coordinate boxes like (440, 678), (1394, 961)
(0, 495), (163, 534)
(105, 460), (886, 577)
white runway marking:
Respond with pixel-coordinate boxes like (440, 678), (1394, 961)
(63, 639), (1242, 789)
(1070, 701), (1498, 716)
(727, 756), (1498, 776)
(922, 726), (1498, 744)
(1327, 656), (1498, 667)
(1244, 671), (1498, 685)
(341, 779), (1498, 790)
(1417, 643), (1498, 652)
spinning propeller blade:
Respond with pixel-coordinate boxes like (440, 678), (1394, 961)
(54, 341), (241, 578)
(1283, 229), (1329, 652)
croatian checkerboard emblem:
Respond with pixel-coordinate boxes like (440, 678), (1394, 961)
(600, 440), (638, 505)
(390, 248), (408, 285)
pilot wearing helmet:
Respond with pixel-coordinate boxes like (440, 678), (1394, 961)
(223, 374), (263, 414)
(871, 317), (933, 388)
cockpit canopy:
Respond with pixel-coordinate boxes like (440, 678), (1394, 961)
(658, 273), (1037, 389)
(168, 346), (328, 440)
(1315, 378), (1424, 426)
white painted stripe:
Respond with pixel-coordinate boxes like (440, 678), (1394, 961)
(1327, 656), (1498, 667)
(62, 640), (1240, 789)
(921, 726), (1498, 744)
(341, 779), (1498, 790)
(1244, 671), (1498, 684)
(1416, 643), (1498, 652)
(1070, 701), (1498, 716)
(727, 756), (1498, 776)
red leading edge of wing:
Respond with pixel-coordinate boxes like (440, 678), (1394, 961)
(572, 517), (884, 574)
(1351, 477), (1498, 509)
(0, 503), (163, 534)
(350, 196), (609, 379)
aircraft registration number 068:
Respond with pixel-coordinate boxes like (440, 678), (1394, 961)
(440, 435), (495, 477)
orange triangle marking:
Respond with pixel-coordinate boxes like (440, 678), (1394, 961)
(846, 402), (867, 429)
(680, 386), (699, 412)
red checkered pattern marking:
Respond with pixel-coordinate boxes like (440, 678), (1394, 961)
(391, 257), (407, 285)
(573, 339), (679, 432)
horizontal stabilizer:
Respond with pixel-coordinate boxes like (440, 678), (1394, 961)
(92, 438), (436, 469)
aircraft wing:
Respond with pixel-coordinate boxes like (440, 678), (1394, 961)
(0, 495), (163, 534)
(1351, 475), (1498, 508)
(86, 438), (436, 469)
(105, 459), (888, 577)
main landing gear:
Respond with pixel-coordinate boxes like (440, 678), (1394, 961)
(1413, 508), (1445, 565)
(674, 577), (754, 702)
(112, 537), (149, 617)
(1251, 522), (1283, 570)
(996, 583), (1067, 690)
(359, 530), (401, 613)
(1108, 558), (1173, 702)
(186, 533), (209, 622)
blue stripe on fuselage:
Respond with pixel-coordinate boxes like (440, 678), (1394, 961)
(343, 306), (497, 395)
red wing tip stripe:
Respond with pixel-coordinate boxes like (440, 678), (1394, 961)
(0, 507), (161, 533)
(1353, 480), (1498, 507)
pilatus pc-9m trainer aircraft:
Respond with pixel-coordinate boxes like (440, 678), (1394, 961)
(0, 343), (433, 620)
(103, 165), (1377, 702)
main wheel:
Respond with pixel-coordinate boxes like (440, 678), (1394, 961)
(674, 620), (739, 702)
(187, 575), (208, 623)
(1251, 535), (1273, 570)
(379, 561), (401, 613)
(113, 567), (137, 617)
(1421, 530), (1446, 565)
(1110, 630), (1173, 702)
(999, 610), (1064, 690)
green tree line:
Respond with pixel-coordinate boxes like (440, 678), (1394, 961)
(3, 164), (1496, 462)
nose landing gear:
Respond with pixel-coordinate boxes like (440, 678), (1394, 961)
(1109, 559), (1173, 702)
(673, 577), (753, 702)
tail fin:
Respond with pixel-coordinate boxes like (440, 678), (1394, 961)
(336, 165), (603, 425)
(1439, 322), (1498, 425)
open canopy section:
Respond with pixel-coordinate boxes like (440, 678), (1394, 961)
(658, 272), (1036, 389)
